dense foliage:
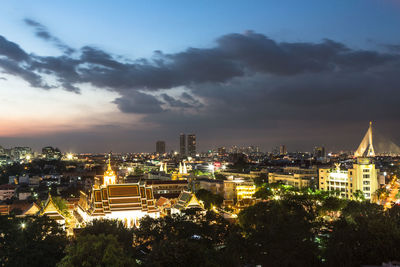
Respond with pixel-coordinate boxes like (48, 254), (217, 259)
(195, 189), (223, 209)
(0, 216), (67, 267)
(2, 184), (400, 266)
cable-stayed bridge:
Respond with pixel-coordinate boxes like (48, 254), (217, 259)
(354, 122), (400, 157)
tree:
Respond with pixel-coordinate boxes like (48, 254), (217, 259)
(58, 234), (135, 267)
(237, 201), (320, 266)
(325, 201), (400, 266)
(353, 189), (366, 202)
(133, 210), (234, 266)
(78, 219), (134, 255)
(53, 196), (70, 218)
(253, 173), (267, 187)
(373, 187), (389, 203)
(0, 215), (67, 267)
(214, 173), (227, 180)
(319, 196), (348, 219)
(195, 189), (223, 209)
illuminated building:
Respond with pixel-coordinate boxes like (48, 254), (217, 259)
(319, 123), (379, 200)
(41, 195), (66, 225)
(171, 161), (189, 180)
(0, 184), (16, 200)
(268, 167), (318, 189)
(42, 146), (61, 160)
(236, 181), (256, 201)
(146, 180), (188, 199)
(171, 191), (204, 214)
(0, 201), (40, 216)
(77, 157), (159, 228)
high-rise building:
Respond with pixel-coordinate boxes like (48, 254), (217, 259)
(187, 134), (196, 156)
(319, 158), (379, 200)
(279, 145), (287, 155)
(156, 141), (166, 154)
(179, 134), (186, 156)
(319, 123), (379, 201)
(42, 146), (61, 160)
(314, 146), (326, 159)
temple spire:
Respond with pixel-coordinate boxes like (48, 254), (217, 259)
(107, 153), (112, 171)
(179, 162), (183, 174)
(103, 152), (116, 186)
(183, 161), (187, 174)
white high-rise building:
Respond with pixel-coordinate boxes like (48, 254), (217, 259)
(319, 122), (379, 201)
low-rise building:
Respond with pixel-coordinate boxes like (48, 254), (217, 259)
(145, 180), (188, 199)
(268, 166), (318, 189)
(0, 184), (16, 200)
(194, 178), (224, 196)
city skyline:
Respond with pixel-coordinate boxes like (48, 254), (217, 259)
(1, 1), (400, 152)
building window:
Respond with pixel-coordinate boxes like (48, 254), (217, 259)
(363, 187), (370, 192)
(363, 169), (370, 172)
(363, 181), (370, 185)
(363, 174), (370, 178)
(350, 171), (353, 175)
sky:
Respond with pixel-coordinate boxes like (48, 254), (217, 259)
(1, 0), (400, 153)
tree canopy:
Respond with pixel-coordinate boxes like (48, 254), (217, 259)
(0, 215), (67, 267)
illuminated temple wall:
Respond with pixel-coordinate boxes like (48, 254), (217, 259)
(79, 183), (159, 227)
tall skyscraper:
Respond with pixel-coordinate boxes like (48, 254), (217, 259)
(156, 141), (166, 154)
(279, 145), (287, 155)
(314, 146), (326, 159)
(187, 134), (196, 156)
(179, 133), (186, 156)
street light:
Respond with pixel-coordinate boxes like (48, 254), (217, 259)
(20, 222), (26, 229)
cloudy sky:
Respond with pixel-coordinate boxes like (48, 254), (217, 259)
(1, 0), (400, 153)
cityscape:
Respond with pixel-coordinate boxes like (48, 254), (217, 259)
(1, 1), (400, 267)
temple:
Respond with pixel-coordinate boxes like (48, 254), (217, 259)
(77, 155), (159, 227)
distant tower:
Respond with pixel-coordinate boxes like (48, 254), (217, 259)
(187, 134), (196, 157)
(156, 141), (166, 154)
(354, 122), (375, 157)
(279, 145), (287, 155)
(314, 146), (326, 159)
(179, 133), (186, 156)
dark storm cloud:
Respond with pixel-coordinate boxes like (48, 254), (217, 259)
(161, 94), (191, 108)
(113, 91), (164, 114)
(2, 24), (400, 129)
(24, 18), (75, 55)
